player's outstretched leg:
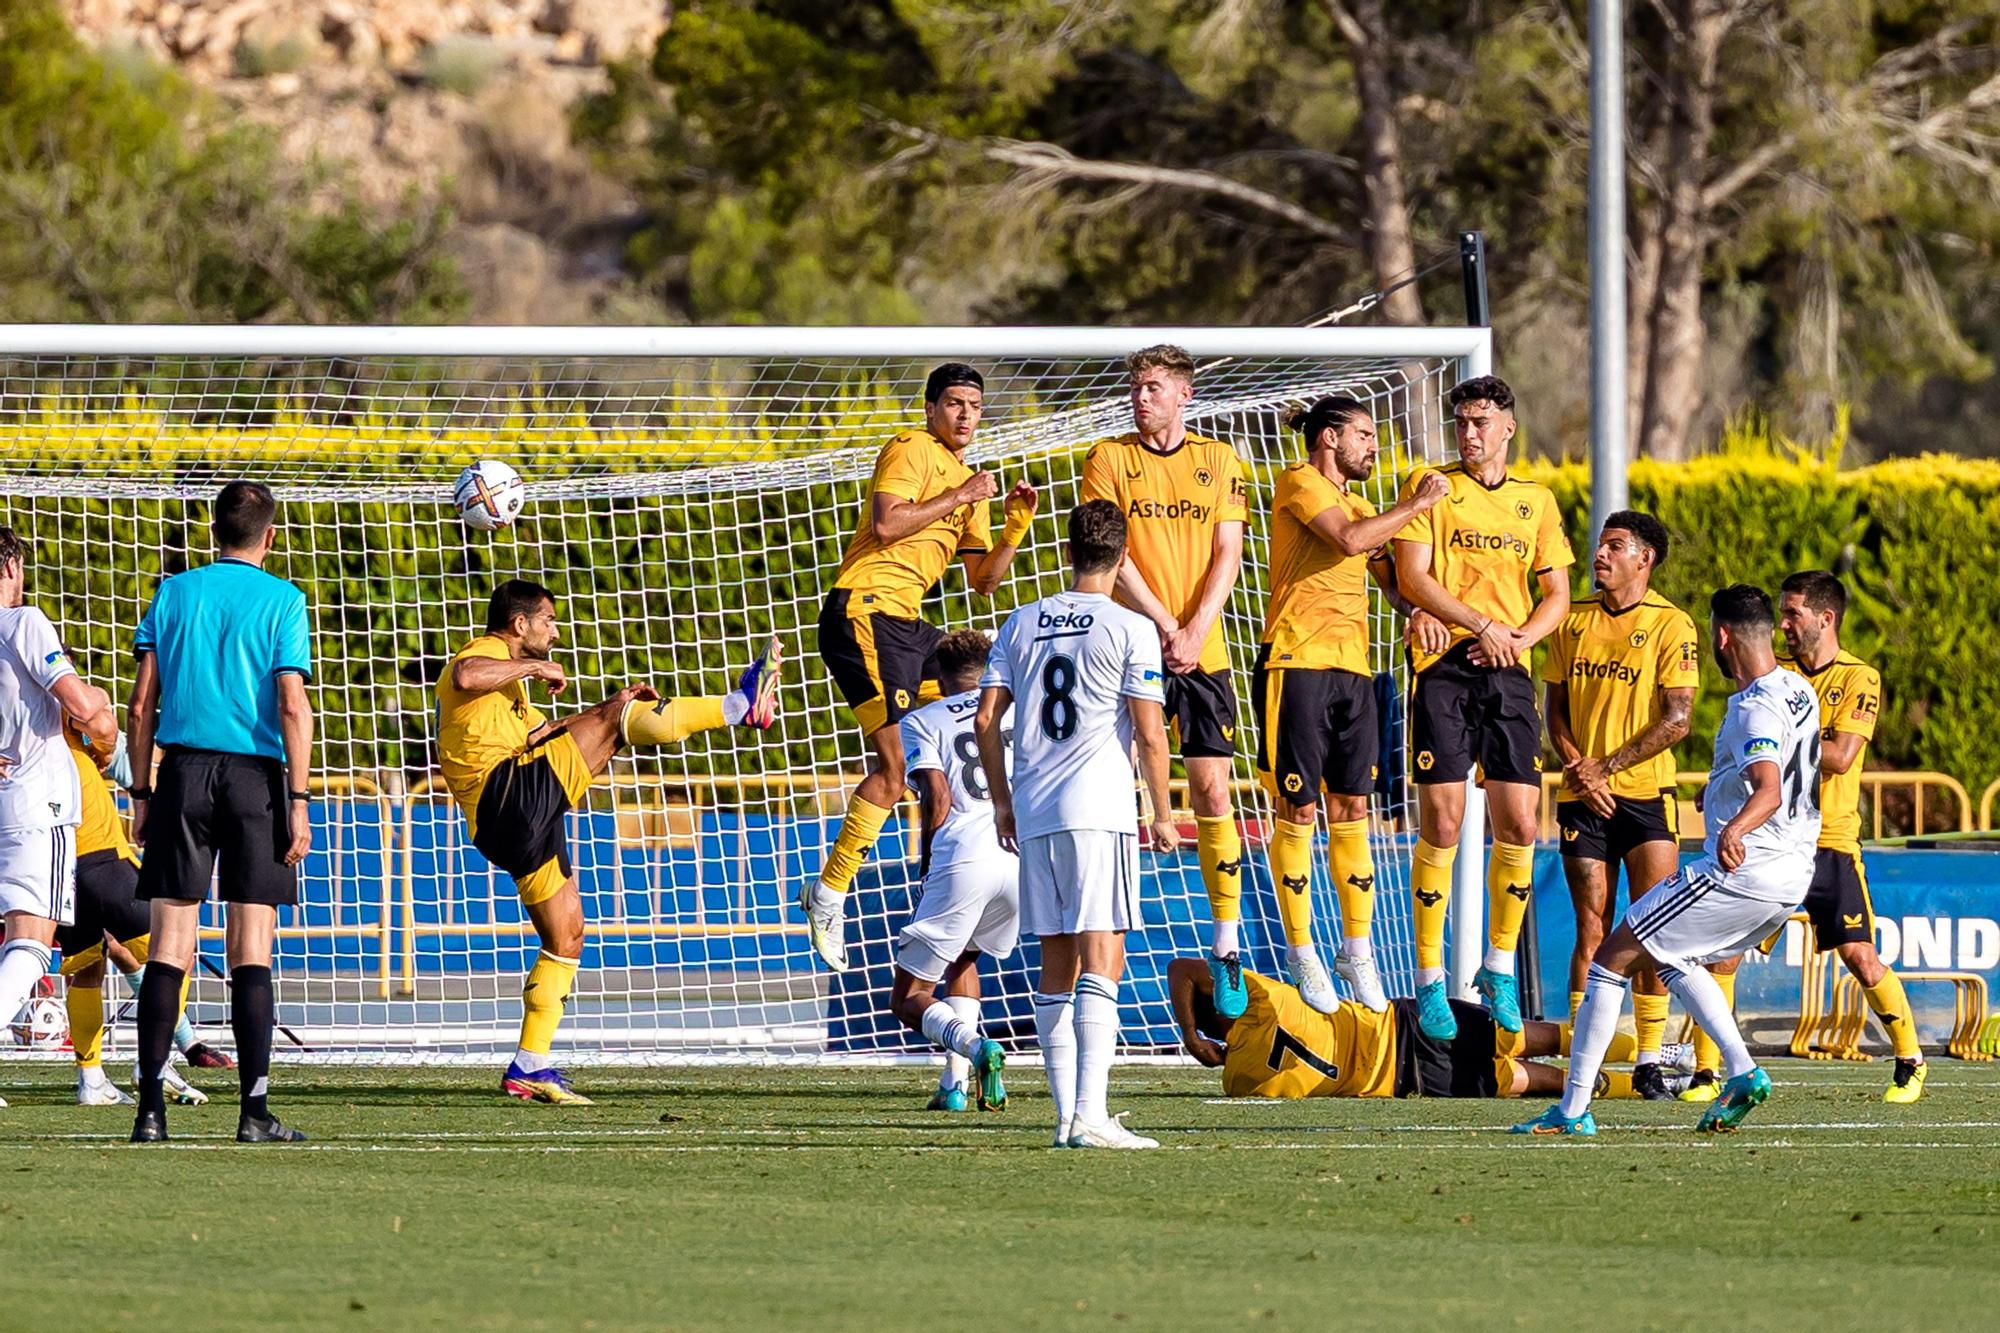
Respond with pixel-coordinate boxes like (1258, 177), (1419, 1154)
(1512, 959), (1626, 1136)
(1655, 962), (1769, 1131)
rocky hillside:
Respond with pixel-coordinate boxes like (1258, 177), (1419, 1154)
(59, 0), (673, 321)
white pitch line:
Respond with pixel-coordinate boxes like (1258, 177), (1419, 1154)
(15, 1138), (2000, 1154)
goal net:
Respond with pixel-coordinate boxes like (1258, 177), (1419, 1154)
(0, 325), (1491, 1063)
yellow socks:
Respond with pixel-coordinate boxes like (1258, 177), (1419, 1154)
(517, 950), (579, 1059)
(1569, 989), (1585, 1020)
(1865, 971), (1923, 1060)
(66, 981), (105, 1069)
(818, 795), (893, 898)
(1633, 990), (1671, 1060)
(1268, 818), (1316, 949)
(1411, 839), (1456, 976)
(1484, 841), (1535, 956)
(1692, 968), (1737, 1073)
(1555, 1022), (1637, 1063)
(1328, 818), (1375, 945)
(1197, 814), (1245, 954)
(1597, 1069), (1637, 1099)
(622, 696), (726, 746)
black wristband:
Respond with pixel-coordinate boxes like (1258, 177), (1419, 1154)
(129, 787), (152, 801)
(289, 791), (311, 803)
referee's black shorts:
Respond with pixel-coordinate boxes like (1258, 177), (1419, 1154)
(138, 747), (297, 906)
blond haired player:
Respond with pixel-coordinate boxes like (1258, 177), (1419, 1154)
(1393, 375), (1572, 1041)
(1256, 395), (1445, 1013)
(1079, 345), (1251, 1018)
(436, 579), (781, 1104)
(804, 363), (1038, 972)
(1778, 570), (1924, 1103)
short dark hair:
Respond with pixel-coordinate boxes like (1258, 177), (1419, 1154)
(1287, 395), (1370, 444)
(213, 480), (277, 551)
(1126, 344), (1196, 383)
(924, 363), (984, 404)
(1069, 500), (1127, 575)
(1602, 510), (1670, 568)
(934, 628), (992, 684)
(485, 579), (556, 635)
(1448, 375), (1515, 414)
(1710, 583), (1774, 635)
(1780, 570), (1847, 628)
(0, 526), (24, 572)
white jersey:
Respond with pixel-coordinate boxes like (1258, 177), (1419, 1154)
(981, 590), (1165, 838)
(1703, 665), (1822, 901)
(902, 690), (1014, 873)
(0, 606), (82, 832)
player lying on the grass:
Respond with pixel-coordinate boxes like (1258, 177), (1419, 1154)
(1516, 585), (1820, 1137)
(805, 363), (1038, 973)
(1255, 395), (1445, 1013)
(979, 500), (1180, 1149)
(1543, 510), (1700, 1098)
(1167, 959), (1677, 1099)
(887, 629), (1012, 1113)
(435, 579), (782, 1105)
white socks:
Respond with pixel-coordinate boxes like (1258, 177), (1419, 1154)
(1661, 964), (1756, 1078)
(0, 939), (53, 1033)
(1483, 945), (1514, 973)
(1032, 990), (1077, 1129)
(1211, 919), (1240, 958)
(1416, 965), (1446, 988)
(1072, 973), (1120, 1128)
(721, 692), (750, 726)
(1559, 963), (1629, 1119)
(1340, 934), (1373, 960)
(919, 998), (983, 1066)
(511, 1045), (553, 1074)
(1286, 944), (1317, 967)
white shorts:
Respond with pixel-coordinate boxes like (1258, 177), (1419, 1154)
(1018, 829), (1141, 938)
(1625, 858), (1796, 970)
(896, 856), (1020, 982)
(0, 824), (77, 926)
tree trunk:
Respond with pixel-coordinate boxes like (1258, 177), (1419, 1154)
(1626, 200), (1662, 460)
(1342, 0), (1424, 325)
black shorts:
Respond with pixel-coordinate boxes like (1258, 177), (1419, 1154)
(1391, 998), (1500, 1098)
(1165, 667), (1238, 760)
(472, 732), (592, 905)
(138, 748), (296, 906)
(1802, 847), (1874, 949)
(1252, 648), (1377, 800)
(1557, 795), (1679, 865)
(55, 850), (151, 966)
(817, 589), (943, 735)
(1410, 642), (1541, 786)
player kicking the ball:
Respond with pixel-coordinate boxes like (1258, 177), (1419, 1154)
(435, 579), (781, 1104)
(887, 629), (1014, 1113)
(977, 500), (1179, 1149)
(1516, 585), (1820, 1136)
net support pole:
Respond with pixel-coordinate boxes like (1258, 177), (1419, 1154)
(1449, 331), (1496, 999)
(1588, 0), (1629, 541)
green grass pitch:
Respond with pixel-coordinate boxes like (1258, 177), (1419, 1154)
(5, 1060), (1998, 1330)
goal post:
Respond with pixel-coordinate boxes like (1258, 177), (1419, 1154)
(0, 324), (1493, 1063)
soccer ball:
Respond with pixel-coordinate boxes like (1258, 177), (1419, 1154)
(454, 459), (526, 531)
(9, 992), (65, 1050)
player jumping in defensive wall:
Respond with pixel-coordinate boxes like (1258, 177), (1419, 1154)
(886, 629), (1013, 1114)
(1393, 375), (1573, 1040)
(1778, 570), (1926, 1104)
(1167, 959), (1681, 1101)
(1543, 511), (1699, 1099)
(435, 579), (782, 1104)
(804, 363), (1038, 972)
(1255, 396), (1446, 1014)
(1079, 345), (1252, 1017)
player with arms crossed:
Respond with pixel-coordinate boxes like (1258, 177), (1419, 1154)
(805, 364), (1037, 972)
(1779, 570), (1925, 1103)
(1543, 511), (1699, 1097)
(886, 629), (1012, 1114)
(1079, 345), (1251, 1016)
(436, 579), (781, 1104)
(1516, 585), (1820, 1136)
(978, 500), (1180, 1149)
(1256, 396), (1446, 1012)
(0, 528), (119, 1094)
(1167, 959), (1678, 1102)
(1394, 375), (1573, 1038)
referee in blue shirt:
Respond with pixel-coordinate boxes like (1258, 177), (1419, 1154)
(126, 480), (315, 1144)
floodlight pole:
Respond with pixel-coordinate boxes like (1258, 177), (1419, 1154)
(1589, 0), (1629, 541)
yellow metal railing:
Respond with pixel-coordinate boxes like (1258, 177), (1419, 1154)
(1981, 777), (2000, 831)
(1543, 769), (1977, 843)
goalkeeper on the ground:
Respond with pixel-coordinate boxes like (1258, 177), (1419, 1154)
(802, 363), (1037, 972)
(434, 579), (782, 1104)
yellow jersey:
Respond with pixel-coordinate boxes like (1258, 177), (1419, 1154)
(436, 635), (548, 816)
(1778, 649), (1880, 852)
(1541, 591), (1701, 800)
(1393, 462), (1573, 674)
(831, 428), (992, 620)
(65, 731), (137, 865)
(1079, 431), (1248, 674)
(1261, 463), (1377, 676)
(1221, 972), (1398, 1099)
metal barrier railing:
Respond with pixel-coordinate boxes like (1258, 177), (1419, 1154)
(1981, 777), (2000, 832)
(1543, 769), (1976, 843)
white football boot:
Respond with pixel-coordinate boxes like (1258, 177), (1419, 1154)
(1067, 1113), (1159, 1150)
(1334, 950), (1390, 1013)
(1288, 950), (1341, 1015)
(76, 1070), (135, 1106)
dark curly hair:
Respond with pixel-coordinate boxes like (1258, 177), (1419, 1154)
(1448, 375), (1515, 414)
